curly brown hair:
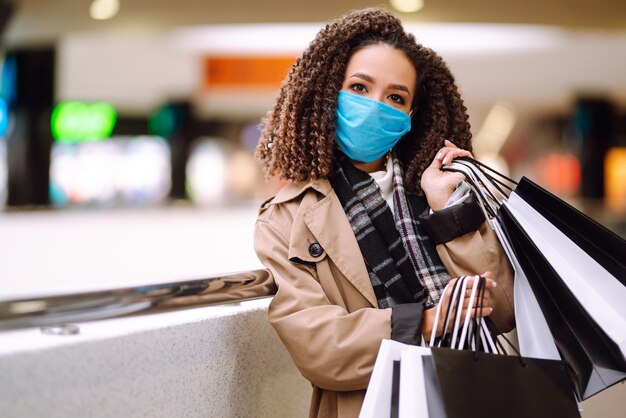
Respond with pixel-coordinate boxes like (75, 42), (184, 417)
(255, 7), (472, 195)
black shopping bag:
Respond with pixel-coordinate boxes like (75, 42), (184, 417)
(424, 348), (581, 418)
(514, 177), (625, 285)
(422, 355), (448, 418)
(499, 206), (626, 399)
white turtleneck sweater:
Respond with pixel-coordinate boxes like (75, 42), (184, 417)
(369, 156), (395, 216)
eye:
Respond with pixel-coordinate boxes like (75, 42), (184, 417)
(388, 94), (405, 105)
(350, 83), (367, 93)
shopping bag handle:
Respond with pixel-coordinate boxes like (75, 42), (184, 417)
(441, 157), (521, 226)
(481, 312), (529, 367)
(428, 276), (500, 354)
(451, 158), (513, 201)
(440, 163), (502, 217)
(455, 156), (518, 187)
(442, 156), (517, 202)
(430, 277), (464, 347)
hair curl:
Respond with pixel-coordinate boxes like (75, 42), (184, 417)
(255, 8), (472, 195)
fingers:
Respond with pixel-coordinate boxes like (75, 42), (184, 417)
(435, 275), (496, 336)
(451, 274), (495, 314)
(466, 272), (497, 289)
(442, 276), (495, 303)
(440, 306), (492, 334)
(460, 290), (491, 309)
(465, 306), (494, 319)
(447, 307), (493, 325)
(437, 147), (471, 166)
(462, 278), (495, 295)
(435, 140), (473, 166)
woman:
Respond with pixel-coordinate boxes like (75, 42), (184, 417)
(254, 8), (515, 418)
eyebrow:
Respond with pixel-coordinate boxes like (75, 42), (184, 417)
(350, 72), (410, 94)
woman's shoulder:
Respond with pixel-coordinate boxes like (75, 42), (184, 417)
(259, 178), (332, 211)
(256, 178), (333, 229)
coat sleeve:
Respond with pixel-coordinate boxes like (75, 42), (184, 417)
(420, 197), (516, 333)
(254, 216), (422, 392)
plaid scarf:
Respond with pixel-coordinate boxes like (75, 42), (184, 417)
(330, 152), (450, 308)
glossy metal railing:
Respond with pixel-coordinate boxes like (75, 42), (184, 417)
(0, 269), (275, 331)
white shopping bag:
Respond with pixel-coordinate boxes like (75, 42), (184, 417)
(399, 347), (431, 418)
(360, 340), (428, 418)
(489, 218), (561, 360)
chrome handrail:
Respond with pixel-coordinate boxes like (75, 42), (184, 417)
(0, 269), (275, 331)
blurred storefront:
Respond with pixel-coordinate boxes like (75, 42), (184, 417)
(0, 3), (624, 229)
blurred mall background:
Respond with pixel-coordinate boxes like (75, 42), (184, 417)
(0, 0), (625, 293)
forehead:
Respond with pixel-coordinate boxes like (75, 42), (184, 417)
(345, 44), (416, 86)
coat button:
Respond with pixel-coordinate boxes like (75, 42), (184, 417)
(308, 243), (323, 257)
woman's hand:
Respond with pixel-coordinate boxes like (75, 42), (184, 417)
(422, 272), (496, 341)
(420, 140), (472, 210)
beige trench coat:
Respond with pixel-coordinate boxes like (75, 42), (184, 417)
(254, 178), (515, 418)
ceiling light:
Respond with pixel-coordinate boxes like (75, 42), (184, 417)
(90, 0), (120, 21)
(172, 23), (564, 56)
(390, 0), (424, 13)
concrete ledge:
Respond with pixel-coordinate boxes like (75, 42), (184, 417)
(0, 298), (310, 418)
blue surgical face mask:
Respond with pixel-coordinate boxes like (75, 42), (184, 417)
(335, 90), (412, 163)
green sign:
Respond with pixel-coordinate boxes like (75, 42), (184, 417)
(149, 103), (179, 138)
(51, 101), (117, 142)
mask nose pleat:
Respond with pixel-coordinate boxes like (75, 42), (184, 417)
(335, 91), (411, 163)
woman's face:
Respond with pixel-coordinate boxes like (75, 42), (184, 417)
(341, 44), (416, 115)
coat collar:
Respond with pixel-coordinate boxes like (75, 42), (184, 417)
(272, 178), (333, 205)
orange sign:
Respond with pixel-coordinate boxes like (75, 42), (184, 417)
(605, 147), (626, 212)
(204, 56), (296, 88)
(534, 153), (581, 198)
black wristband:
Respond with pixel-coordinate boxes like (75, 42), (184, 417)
(419, 193), (485, 245)
(391, 303), (424, 346)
